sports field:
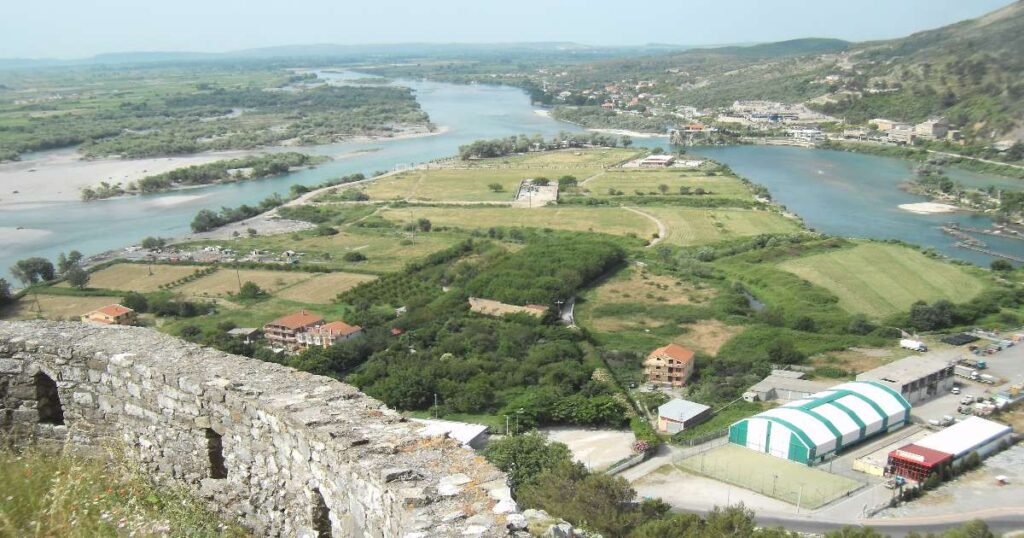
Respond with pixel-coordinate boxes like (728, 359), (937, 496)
(60, 263), (206, 292)
(2, 294), (124, 321)
(177, 269), (313, 298)
(363, 168), (582, 202)
(586, 169), (750, 199)
(274, 272), (378, 304)
(642, 207), (801, 246)
(778, 243), (986, 318)
(679, 444), (862, 509)
(378, 206), (658, 238)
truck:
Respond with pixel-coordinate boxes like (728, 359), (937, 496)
(958, 356), (987, 369)
(979, 373), (999, 385)
(954, 365), (980, 381)
(900, 339), (928, 352)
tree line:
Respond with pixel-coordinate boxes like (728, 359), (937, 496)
(458, 131), (633, 160)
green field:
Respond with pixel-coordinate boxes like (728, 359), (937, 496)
(642, 207), (801, 246)
(58, 263), (206, 292)
(469, 148), (640, 168)
(779, 243), (987, 318)
(679, 444), (861, 509)
(585, 169), (751, 199)
(378, 206), (658, 238)
(361, 168), (558, 202)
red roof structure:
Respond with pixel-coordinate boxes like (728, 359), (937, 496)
(887, 443), (953, 482)
(96, 304), (133, 317)
(649, 343), (695, 364)
(319, 321), (362, 337)
(267, 310), (324, 330)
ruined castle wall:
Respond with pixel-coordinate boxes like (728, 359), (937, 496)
(0, 321), (521, 537)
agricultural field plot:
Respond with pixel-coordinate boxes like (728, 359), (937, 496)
(778, 243), (987, 318)
(1, 294), (124, 321)
(471, 148), (640, 168)
(585, 169), (751, 199)
(378, 206), (658, 238)
(183, 229), (458, 274)
(584, 266), (716, 307)
(176, 269), (313, 298)
(58, 263), (207, 292)
(360, 168), (557, 202)
(678, 444), (862, 509)
(642, 207), (801, 246)
(274, 272), (378, 304)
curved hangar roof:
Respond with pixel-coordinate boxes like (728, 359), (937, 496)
(729, 381), (911, 464)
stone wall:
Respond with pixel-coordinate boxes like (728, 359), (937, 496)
(0, 321), (525, 537)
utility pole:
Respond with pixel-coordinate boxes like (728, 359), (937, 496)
(433, 393), (438, 419)
(505, 415), (510, 436)
(236, 267), (242, 294)
(796, 483), (803, 514)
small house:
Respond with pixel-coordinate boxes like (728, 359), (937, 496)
(263, 310), (324, 352)
(82, 304), (137, 326)
(227, 327), (261, 344)
(657, 399), (711, 434)
(298, 320), (363, 349)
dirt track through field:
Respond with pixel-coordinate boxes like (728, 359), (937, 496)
(622, 206), (666, 247)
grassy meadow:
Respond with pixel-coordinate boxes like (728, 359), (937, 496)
(779, 242), (987, 318)
(642, 207), (801, 246)
(57, 263), (207, 292)
(585, 169), (751, 199)
(378, 206), (659, 238)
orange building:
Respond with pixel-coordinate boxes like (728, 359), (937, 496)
(263, 310), (324, 352)
(82, 304), (137, 326)
(644, 343), (696, 387)
(297, 321), (363, 349)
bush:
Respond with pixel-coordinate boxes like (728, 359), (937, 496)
(343, 251), (367, 262)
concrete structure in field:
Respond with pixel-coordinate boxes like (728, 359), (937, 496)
(297, 320), (363, 349)
(0, 321), (541, 537)
(729, 381), (912, 465)
(263, 310), (324, 352)
(639, 154), (676, 167)
(744, 371), (835, 403)
(644, 343), (696, 387)
(856, 355), (955, 404)
(226, 327), (261, 344)
(887, 417), (1013, 482)
(656, 399), (711, 434)
(82, 304), (137, 326)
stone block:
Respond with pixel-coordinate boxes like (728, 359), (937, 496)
(72, 392), (95, 406)
(0, 358), (23, 374)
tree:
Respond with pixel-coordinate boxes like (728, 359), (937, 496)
(56, 251), (83, 274)
(65, 265), (90, 290)
(416, 218), (432, 232)
(236, 281), (266, 300)
(483, 432), (576, 493)
(141, 236), (166, 249)
(121, 292), (149, 313)
(0, 278), (12, 305)
(10, 257), (56, 286)
(343, 251), (367, 262)
(532, 177), (550, 186)
(315, 225), (338, 236)
(990, 259), (1013, 271)
(621, 135), (633, 148)
(658, 184), (669, 194)
(488, 183), (504, 192)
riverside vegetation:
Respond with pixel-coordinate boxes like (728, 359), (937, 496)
(0, 64), (430, 162)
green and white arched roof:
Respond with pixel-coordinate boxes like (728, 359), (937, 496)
(748, 381), (911, 456)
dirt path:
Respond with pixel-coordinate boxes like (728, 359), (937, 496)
(622, 206), (666, 247)
(579, 170), (607, 186)
(927, 150), (1024, 171)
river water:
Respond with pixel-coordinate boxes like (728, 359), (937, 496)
(0, 72), (1021, 281)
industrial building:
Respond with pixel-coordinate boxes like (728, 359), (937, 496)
(743, 370), (835, 403)
(887, 417), (1013, 482)
(856, 355), (955, 404)
(657, 399), (711, 434)
(729, 381), (912, 465)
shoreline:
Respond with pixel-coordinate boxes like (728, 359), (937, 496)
(0, 124), (444, 209)
(532, 110), (667, 139)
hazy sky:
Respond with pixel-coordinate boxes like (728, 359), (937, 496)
(1, 0), (1015, 58)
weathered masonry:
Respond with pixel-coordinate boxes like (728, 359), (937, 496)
(0, 321), (524, 537)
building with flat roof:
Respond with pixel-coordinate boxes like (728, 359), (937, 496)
(744, 373), (835, 403)
(887, 417), (1013, 482)
(729, 381), (912, 465)
(657, 399), (711, 434)
(639, 154), (675, 167)
(856, 355), (954, 404)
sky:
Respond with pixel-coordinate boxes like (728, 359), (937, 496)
(0, 0), (1015, 59)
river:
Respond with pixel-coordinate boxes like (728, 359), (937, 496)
(1, 73), (1021, 281)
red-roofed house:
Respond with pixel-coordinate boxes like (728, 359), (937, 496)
(263, 310), (324, 352)
(297, 320), (363, 349)
(644, 344), (696, 387)
(887, 443), (954, 482)
(82, 304), (137, 326)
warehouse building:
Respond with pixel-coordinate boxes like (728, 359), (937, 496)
(856, 355), (954, 404)
(729, 381), (912, 465)
(743, 370), (835, 403)
(887, 417), (1013, 482)
(657, 399), (711, 434)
